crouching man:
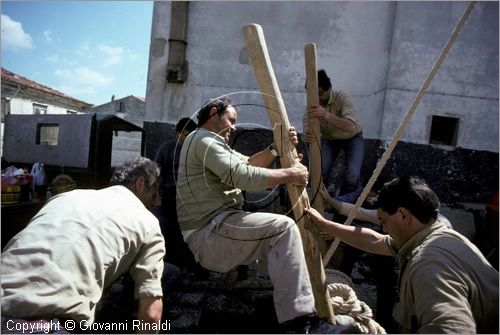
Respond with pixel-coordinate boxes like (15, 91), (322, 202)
(308, 176), (499, 333)
(1, 157), (165, 334)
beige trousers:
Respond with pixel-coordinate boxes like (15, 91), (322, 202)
(185, 210), (316, 322)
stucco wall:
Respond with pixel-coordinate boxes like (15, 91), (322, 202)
(3, 114), (93, 168)
(146, 1), (498, 153)
(383, 2), (499, 152)
(144, 1), (499, 203)
(146, 1), (396, 138)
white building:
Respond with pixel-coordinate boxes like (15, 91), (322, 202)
(1, 67), (93, 156)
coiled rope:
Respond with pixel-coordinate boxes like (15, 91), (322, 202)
(322, 1), (477, 266)
(329, 283), (386, 334)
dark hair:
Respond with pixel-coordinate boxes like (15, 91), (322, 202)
(176, 117), (197, 133)
(197, 96), (232, 127)
(318, 69), (332, 90)
(110, 157), (160, 191)
(373, 176), (440, 224)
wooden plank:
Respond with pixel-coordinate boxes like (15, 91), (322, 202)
(242, 23), (335, 323)
(304, 44), (324, 215)
(304, 43), (327, 257)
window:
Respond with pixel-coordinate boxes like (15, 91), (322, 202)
(118, 101), (125, 112)
(429, 115), (459, 146)
(33, 103), (48, 115)
(36, 123), (59, 146)
(67, 110), (77, 115)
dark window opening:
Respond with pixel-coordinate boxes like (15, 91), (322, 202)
(36, 123), (59, 146)
(118, 101), (125, 112)
(429, 115), (459, 146)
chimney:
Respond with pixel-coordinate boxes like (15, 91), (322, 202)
(111, 95), (115, 101)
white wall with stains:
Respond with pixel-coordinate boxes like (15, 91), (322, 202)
(145, 1), (498, 153)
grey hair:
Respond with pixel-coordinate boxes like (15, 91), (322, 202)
(110, 157), (160, 191)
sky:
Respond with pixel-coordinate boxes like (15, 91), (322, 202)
(1, 1), (154, 106)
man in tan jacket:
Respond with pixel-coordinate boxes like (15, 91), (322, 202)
(307, 176), (499, 333)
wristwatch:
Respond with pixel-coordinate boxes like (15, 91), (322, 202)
(269, 143), (279, 157)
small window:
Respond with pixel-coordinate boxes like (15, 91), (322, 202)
(33, 103), (48, 115)
(429, 115), (459, 146)
(37, 123), (59, 146)
(67, 110), (77, 115)
(118, 101), (125, 112)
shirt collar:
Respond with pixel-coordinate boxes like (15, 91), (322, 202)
(397, 219), (449, 265)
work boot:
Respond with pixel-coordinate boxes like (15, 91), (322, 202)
(281, 314), (360, 334)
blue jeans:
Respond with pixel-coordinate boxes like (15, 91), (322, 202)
(321, 132), (364, 203)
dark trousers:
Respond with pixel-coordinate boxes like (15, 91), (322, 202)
(321, 132), (364, 199)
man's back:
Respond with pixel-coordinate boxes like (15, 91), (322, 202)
(1, 186), (165, 322)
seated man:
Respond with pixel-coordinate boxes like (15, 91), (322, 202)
(176, 96), (346, 332)
(1, 157), (165, 333)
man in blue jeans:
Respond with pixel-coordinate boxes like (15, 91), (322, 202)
(304, 69), (364, 203)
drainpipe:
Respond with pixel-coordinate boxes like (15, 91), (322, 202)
(166, 1), (189, 83)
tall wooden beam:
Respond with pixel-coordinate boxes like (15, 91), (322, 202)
(304, 44), (324, 214)
(304, 43), (327, 257)
(242, 23), (335, 323)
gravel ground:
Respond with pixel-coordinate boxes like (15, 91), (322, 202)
(95, 257), (388, 334)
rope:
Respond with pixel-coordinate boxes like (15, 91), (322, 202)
(328, 283), (386, 334)
(322, 1), (477, 265)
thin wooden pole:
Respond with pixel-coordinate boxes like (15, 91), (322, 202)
(242, 23), (335, 323)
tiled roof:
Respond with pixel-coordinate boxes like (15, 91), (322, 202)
(1, 67), (93, 108)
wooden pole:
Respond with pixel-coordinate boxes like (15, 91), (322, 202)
(304, 44), (323, 213)
(242, 23), (335, 323)
(304, 43), (327, 257)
